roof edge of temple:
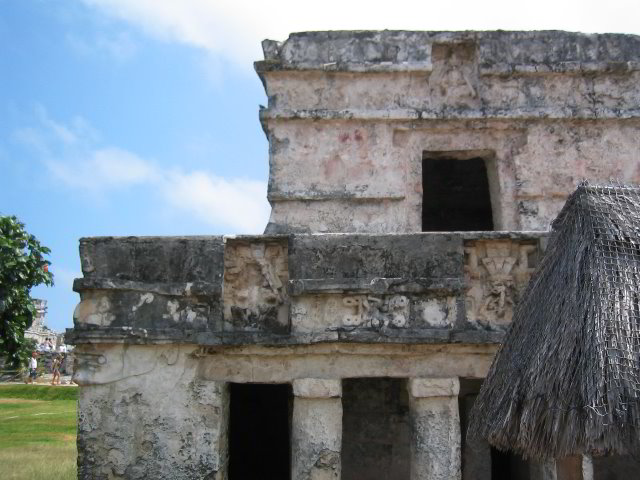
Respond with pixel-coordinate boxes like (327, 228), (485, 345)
(255, 30), (640, 74)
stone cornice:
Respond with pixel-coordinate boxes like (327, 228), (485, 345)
(260, 107), (640, 122)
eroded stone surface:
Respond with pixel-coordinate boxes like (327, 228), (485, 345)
(464, 239), (538, 328)
(409, 377), (460, 398)
(293, 378), (342, 398)
(258, 31), (640, 234)
(69, 30), (640, 480)
(409, 386), (462, 480)
(292, 397), (342, 480)
(223, 237), (289, 333)
(74, 344), (228, 480)
(69, 232), (546, 348)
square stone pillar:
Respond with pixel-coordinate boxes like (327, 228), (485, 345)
(530, 459), (557, 480)
(292, 379), (343, 480)
(581, 455), (593, 480)
(408, 377), (461, 480)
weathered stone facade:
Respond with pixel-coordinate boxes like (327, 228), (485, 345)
(258, 31), (640, 234)
(70, 31), (640, 479)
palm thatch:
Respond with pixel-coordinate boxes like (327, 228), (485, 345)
(469, 182), (640, 459)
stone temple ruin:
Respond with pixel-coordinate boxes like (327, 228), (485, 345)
(68, 31), (640, 479)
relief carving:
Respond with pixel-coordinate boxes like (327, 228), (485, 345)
(428, 43), (479, 108)
(223, 240), (289, 332)
(291, 293), (458, 333)
(341, 294), (409, 330)
(464, 240), (537, 328)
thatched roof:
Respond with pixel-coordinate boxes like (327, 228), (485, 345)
(469, 183), (640, 459)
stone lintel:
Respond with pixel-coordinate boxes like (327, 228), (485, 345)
(293, 378), (342, 398)
(409, 377), (460, 398)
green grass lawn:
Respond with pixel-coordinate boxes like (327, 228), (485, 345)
(0, 385), (77, 480)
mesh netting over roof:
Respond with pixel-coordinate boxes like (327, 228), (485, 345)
(469, 183), (640, 459)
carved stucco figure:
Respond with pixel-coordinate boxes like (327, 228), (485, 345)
(465, 240), (537, 328)
(223, 240), (290, 332)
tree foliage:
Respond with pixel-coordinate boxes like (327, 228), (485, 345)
(0, 216), (54, 367)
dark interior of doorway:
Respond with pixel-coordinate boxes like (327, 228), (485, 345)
(459, 378), (529, 480)
(342, 377), (411, 480)
(422, 155), (494, 231)
(228, 383), (292, 480)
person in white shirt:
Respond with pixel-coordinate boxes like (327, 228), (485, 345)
(26, 352), (38, 384)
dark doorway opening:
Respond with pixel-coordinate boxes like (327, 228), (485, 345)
(459, 378), (530, 480)
(342, 378), (410, 480)
(593, 454), (640, 480)
(422, 154), (494, 231)
(229, 383), (292, 480)
(459, 378), (491, 480)
(491, 449), (530, 480)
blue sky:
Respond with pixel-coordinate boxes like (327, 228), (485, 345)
(2, 0), (639, 332)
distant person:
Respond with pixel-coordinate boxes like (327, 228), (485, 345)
(26, 351), (38, 384)
(51, 356), (61, 385)
(58, 344), (67, 353)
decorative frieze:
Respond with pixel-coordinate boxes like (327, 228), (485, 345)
(69, 233), (546, 345)
(223, 238), (290, 332)
(464, 239), (538, 329)
(291, 293), (457, 333)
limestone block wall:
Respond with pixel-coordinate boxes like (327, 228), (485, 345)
(69, 232), (548, 479)
(257, 31), (640, 233)
(69, 232), (546, 348)
(75, 345), (228, 479)
(67, 30), (640, 479)
(72, 342), (498, 479)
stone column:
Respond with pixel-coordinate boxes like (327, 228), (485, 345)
(530, 459), (557, 480)
(581, 455), (593, 480)
(291, 379), (342, 480)
(408, 377), (461, 480)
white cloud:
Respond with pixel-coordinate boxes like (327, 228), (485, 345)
(13, 108), (270, 234)
(36, 106), (78, 145)
(163, 170), (270, 233)
(81, 0), (640, 68)
(66, 30), (138, 62)
(45, 147), (159, 189)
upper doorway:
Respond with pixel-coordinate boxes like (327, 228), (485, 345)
(422, 152), (495, 232)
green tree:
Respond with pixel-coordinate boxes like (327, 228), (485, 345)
(0, 216), (54, 368)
